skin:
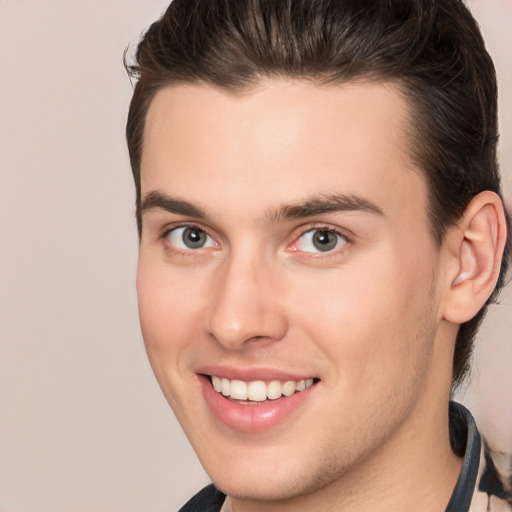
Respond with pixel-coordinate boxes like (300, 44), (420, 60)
(137, 80), (469, 512)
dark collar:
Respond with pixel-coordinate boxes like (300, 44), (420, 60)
(445, 401), (482, 512)
(178, 482), (225, 512)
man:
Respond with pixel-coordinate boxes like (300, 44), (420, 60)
(125, 1), (511, 510)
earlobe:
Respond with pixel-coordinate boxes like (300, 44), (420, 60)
(442, 191), (508, 324)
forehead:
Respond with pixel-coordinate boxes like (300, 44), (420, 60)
(141, 80), (427, 226)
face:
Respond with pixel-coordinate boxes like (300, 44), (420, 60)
(137, 81), (454, 503)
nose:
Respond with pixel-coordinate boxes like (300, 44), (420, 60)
(205, 252), (288, 350)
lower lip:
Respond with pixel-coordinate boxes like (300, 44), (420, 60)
(199, 375), (316, 433)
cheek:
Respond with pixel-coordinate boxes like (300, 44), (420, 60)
(136, 256), (202, 375)
(135, 259), (214, 429)
(288, 249), (437, 384)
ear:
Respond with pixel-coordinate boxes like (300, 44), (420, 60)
(442, 191), (508, 324)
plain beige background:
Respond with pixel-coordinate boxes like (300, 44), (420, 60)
(0, 1), (510, 511)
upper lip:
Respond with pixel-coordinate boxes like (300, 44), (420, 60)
(197, 365), (318, 382)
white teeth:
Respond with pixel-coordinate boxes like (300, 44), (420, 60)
(210, 376), (315, 402)
(296, 380), (306, 391)
(283, 381), (296, 396)
(221, 378), (231, 396)
(230, 380), (247, 400)
(247, 381), (267, 401)
(212, 376), (222, 392)
(267, 380), (282, 400)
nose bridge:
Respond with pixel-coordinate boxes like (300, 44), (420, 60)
(206, 245), (287, 349)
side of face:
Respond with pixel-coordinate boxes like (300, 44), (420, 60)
(136, 80), (457, 502)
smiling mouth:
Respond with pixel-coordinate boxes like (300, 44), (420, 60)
(208, 375), (317, 403)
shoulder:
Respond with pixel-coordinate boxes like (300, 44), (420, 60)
(178, 484), (226, 512)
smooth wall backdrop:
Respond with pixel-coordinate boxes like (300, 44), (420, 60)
(0, 1), (510, 511)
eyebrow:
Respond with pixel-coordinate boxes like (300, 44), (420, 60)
(141, 191), (206, 218)
(267, 194), (385, 223)
(140, 191), (384, 223)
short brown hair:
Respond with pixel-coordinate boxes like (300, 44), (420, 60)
(125, 0), (510, 388)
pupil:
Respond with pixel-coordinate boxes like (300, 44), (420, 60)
(183, 228), (206, 248)
(313, 230), (337, 252)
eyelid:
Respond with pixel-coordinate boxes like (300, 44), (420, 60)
(161, 222), (220, 253)
(294, 222), (353, 241)
(161, 220), (213, 237)
(288, 223), (352, 254)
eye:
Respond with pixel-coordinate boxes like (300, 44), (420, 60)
(294, 229), (348, 253)
(166, 226), (217, 250)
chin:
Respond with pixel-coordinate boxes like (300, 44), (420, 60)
(213, 473), (309, 503)
(200, 443), (348, 504)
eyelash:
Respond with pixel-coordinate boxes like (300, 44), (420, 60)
(289, 223), (351, 257)
(160, 222), (352, 257)
(161, 223), (219, 257)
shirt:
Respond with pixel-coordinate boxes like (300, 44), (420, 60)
(178, 402), (512, 512)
